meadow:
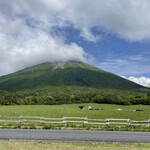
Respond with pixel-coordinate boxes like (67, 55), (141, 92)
(0, 103), (150, 121)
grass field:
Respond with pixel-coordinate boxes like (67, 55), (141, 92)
(0, 142), (150, 150)
(0, 103), (150, 121)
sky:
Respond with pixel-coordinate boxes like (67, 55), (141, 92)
(0, 0), (150, 87)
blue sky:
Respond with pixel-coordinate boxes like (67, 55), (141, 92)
(60, 26), (150, 77)
(0, 0), (150, 87)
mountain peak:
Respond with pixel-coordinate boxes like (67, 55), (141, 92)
(0, 61), (146, 92)
(53, 62), (65, 70)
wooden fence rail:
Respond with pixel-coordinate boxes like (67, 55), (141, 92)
(0, 114), (150, 127)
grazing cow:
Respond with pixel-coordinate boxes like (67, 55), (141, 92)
(88, 106), (93, 110)
(116, 108), (122, 111)
(132, 109), (144, 112)
(88, 106), (104, 110)
(79, 106), (84, 109)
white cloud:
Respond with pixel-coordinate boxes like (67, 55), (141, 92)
(63, 0), (150, 42)
(0, 26), (87, 76)
(0, 1), (89, 76)
(80, 28), (101, 42)
(1, 0), (150, 75)
(1, 0), (150, 41)
(124, 76), (150, 87)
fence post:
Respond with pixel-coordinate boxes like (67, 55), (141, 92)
(84, 117), (88, 124)
(106, 119), (109, 126)
(148, 119), (150, 127)
(63, 117), (66, 124)
(41, 117), (44, 124)
(19, 115), (23, 123)
(127, 119), (130, 126)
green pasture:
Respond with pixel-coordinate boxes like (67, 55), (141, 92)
(0, 103), (150, 121)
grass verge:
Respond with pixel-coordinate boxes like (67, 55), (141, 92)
(0, 142), (150, 150)
(0, 122), (150, 132)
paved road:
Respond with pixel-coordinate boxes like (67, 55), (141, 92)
(0, 129), (150, 143)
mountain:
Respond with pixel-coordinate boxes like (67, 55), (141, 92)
(0, 61), (146, 94)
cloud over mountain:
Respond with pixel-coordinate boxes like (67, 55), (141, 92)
(0, 0), (150, 75)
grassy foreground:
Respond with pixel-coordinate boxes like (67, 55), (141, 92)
(0, 103), (150, 120)
(0, 142), (150, 150)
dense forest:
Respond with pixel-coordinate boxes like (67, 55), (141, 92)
(0, 90), (150, 105)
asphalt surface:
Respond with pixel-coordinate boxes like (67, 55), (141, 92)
(0, 129), (150, 143)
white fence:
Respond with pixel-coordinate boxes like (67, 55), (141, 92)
(0, 115), (150, 127)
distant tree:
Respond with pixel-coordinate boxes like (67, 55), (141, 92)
(147, 93), (150, 97)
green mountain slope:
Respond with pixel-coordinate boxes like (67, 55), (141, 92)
(0, 61), (145, 93)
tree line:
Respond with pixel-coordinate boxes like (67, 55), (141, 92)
(0, 90), (150, 105)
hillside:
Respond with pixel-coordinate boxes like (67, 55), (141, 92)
(0, 61), (145, 93)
